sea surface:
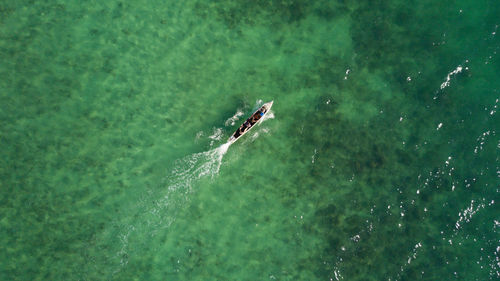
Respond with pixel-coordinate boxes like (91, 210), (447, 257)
(1, 0), (499, 280)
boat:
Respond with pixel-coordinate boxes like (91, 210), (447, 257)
(228, 101), (273, 143)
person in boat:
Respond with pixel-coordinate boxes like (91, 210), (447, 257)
(253, 109), (265, 122)
(238, 121), (250, 134)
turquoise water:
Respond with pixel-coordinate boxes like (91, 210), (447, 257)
(1, 0), (499, 280)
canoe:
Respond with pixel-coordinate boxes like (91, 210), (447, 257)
(228, 101), (273, 143)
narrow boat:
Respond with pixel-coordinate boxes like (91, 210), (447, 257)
(228, 101), (273, 143)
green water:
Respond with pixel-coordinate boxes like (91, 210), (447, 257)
(1, 0), (499, 280)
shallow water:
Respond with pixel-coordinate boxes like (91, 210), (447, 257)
(1, 0), (499, 280)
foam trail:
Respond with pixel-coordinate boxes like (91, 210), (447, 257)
(107, 142), (231, 277)
(167, 142), (231, 191)
(151, 142), (232, 227)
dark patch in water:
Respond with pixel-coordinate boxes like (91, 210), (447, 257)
(195, 0), (312, 28)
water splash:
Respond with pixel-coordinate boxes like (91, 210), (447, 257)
(261, 110), (275, 122)
(225, 110), (244, 126)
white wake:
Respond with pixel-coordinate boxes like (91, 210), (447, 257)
(146, 142), (232, 230)
(167, 142), (231, 192)
(107, 141), (232, 278)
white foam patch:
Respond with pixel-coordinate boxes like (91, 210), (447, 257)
(440, 65), (464, 89)
(261, 110), (275, 122)
(208, 128), (222, 140)
(225, 110), (244, 126)
(208, 127), (223, 147)
(195, 130), (204, 140)
(391, 241), (423, 280)
(455, 199), (485, 230)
